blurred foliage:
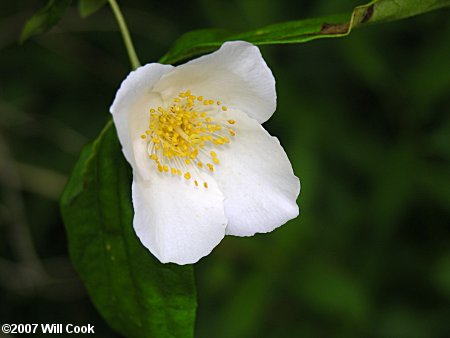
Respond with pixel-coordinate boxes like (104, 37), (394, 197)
(20, 0), (71, 43)
(0, 0), (449, 337)
(78, 0), (108, 18)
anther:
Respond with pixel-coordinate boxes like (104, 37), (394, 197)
(143, 90), (236, 186)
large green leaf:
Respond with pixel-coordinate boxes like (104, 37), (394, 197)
(160, 0), (450, 64)
(78, 0), (108, 18)
(60, 121), (196, 338)
(20, 0), (72, 43)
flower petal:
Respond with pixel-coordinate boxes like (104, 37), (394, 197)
(153, 41), (276, 123)
(212, 109), (300, 236)
(132, 172), (227, 264)
(110, 63), (173, 176)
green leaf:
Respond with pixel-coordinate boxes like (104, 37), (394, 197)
(78, 0), (108, 18)
(20, 0), (72, 43)
(369, 0), (450, 23)
(60, 121), (196, 338)
(160, 0), (450, 64)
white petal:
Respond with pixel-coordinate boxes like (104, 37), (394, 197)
(132, 171), (228, 264)
(213, 109), (300, 236)
(153, 41), (276, 123)
(110, 63), (173, 175)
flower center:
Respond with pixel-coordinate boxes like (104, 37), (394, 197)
(140, 90), (236, 187)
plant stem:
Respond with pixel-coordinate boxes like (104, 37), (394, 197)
(108, 0), (141, 70)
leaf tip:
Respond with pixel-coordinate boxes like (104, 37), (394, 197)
(78, 0), (108, 18)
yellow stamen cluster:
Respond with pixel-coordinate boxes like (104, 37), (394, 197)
(140, 90), (237, 187)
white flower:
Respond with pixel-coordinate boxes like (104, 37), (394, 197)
(110, 41), (300, 265)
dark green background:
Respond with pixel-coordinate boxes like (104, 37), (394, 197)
(1, 0), (449, 337)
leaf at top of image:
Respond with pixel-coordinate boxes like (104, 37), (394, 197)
(160, 0), (450, 64)
(20, 0), (72, 43)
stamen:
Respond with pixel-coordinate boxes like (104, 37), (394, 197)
(141, 90), (236, 187)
